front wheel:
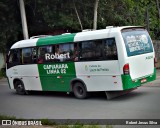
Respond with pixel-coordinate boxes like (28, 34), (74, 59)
(15, 81), (26, 95)
(73, 82), (88, 99)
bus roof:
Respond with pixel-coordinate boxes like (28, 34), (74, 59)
(11, 26), (143, 49)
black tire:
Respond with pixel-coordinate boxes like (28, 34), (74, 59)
(73, 82), (88, 99)
(15, 81), (26, 95)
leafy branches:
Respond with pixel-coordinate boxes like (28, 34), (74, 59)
(0, 0), (160, 55)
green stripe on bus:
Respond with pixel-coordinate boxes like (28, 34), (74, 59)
(38, 62), (76, 92)
(36, 33), (76, 46)
(122, 68), (156, 90)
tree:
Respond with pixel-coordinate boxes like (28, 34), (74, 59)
(19, 0), (29, 39)
(73, 0), (83, 30)
(93, 0), (99, 30)
(156, 0), (160, 18)
(0, 0), (160, 58)
(0, 0), (21, 55)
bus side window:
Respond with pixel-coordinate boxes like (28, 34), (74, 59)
(38, 47), (45, 63)
(8, 49), (20, 64)
(32, 48), (37, 63)
(58, 43), (74, 62)
(73, 44), (78, 61)
(7, 49), (20, 68)
(22, 47), (37, 64)
(79, 40), (103, 61)
(104, 38), (118, 60)
(37, 45), (54, 63)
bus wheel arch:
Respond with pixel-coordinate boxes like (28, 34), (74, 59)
(70, 79), (89, 99)
(13, 79), (26, 95)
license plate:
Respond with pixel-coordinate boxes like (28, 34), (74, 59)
(141, 78), (147, 83)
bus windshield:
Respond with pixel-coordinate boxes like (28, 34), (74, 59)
(121, 28), (153, 57)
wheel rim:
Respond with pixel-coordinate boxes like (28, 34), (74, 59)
(77, 86), (84, 95)
(17, 84), (23, 92)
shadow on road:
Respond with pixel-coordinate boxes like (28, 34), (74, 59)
(8, 88), (150, 101)
(110, 90), (150, 101)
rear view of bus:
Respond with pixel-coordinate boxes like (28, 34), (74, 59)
(121, 27), (156, 90)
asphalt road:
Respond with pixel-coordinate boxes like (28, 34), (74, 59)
(0, 72), (160, 121)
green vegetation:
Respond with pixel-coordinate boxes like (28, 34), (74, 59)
(0, 68), (6, 78)
(0, 0), (160, 53)
(0, 114), (16, 120)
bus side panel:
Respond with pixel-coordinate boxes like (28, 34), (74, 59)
(75, 61), (123, 91)
(8, 78), (14, 89)
(6, 66), (20, 89)
(6, 65), (42, 91)
(127, 53), (154, 80)
(37, 62), (76, 92)
(18, 65), (42, 91)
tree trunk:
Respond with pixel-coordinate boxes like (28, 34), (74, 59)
(156, 0), (160, 18)
(73, 0), (83, 31)
(19, 0), (29, 39)
(93, 0), (99, 30)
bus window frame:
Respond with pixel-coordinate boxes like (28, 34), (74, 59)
(7, 48), (21, 69)
(121, 28), (153, 57)
(37, 45), (54, 64)
(7, 37), (119, 68)
(37, 42), (78, 64)
(78, 37), (118, 62)
(21, 47), (38, 65)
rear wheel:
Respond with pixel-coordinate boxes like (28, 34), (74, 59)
(73, 82), (88, 99)
(15, 81), (26, 95)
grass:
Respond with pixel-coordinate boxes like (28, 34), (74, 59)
(0, 114), (113, 128)
(0, 114), (16, 120)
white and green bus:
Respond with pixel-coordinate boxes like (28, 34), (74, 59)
(6, 26), (156, 99)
